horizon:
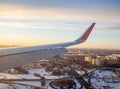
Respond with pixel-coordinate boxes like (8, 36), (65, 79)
(0, 0), (120, 49)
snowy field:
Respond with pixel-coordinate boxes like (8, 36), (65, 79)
(0, 68), (120, 89)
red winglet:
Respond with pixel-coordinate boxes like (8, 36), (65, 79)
(81, 23), (96, 41)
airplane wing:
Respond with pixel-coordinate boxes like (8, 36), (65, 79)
(0, 23), (95, 71)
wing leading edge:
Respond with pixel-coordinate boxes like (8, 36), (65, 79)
(0, 23), (96, 71)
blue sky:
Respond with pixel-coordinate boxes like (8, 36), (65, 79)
(0, 0), (120, 49)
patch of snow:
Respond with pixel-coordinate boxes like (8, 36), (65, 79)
(28, 68), (51, 76)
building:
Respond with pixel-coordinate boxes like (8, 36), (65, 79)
(85, 56), (92, 63)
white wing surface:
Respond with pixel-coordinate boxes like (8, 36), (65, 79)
(0, 23), (95, 71)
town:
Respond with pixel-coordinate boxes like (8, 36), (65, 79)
(0, 48), (120, 89)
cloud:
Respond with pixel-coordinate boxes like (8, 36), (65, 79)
(0, 20), (86, 31)
(104, 26), (120, 31)
(0, 4), (120, 23)
(94, 24), (120, 31)
(0, 0), (120, 9)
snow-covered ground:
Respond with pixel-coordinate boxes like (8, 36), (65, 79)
(0, 68), (120, 89)
(91, 70), (120, 89)
(0, 68), (68, 89)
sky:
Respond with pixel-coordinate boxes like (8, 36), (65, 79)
(0, 0), (120, 49)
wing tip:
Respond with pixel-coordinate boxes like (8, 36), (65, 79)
(75, 23), (96, 43)
(81, 23), (96, 41)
